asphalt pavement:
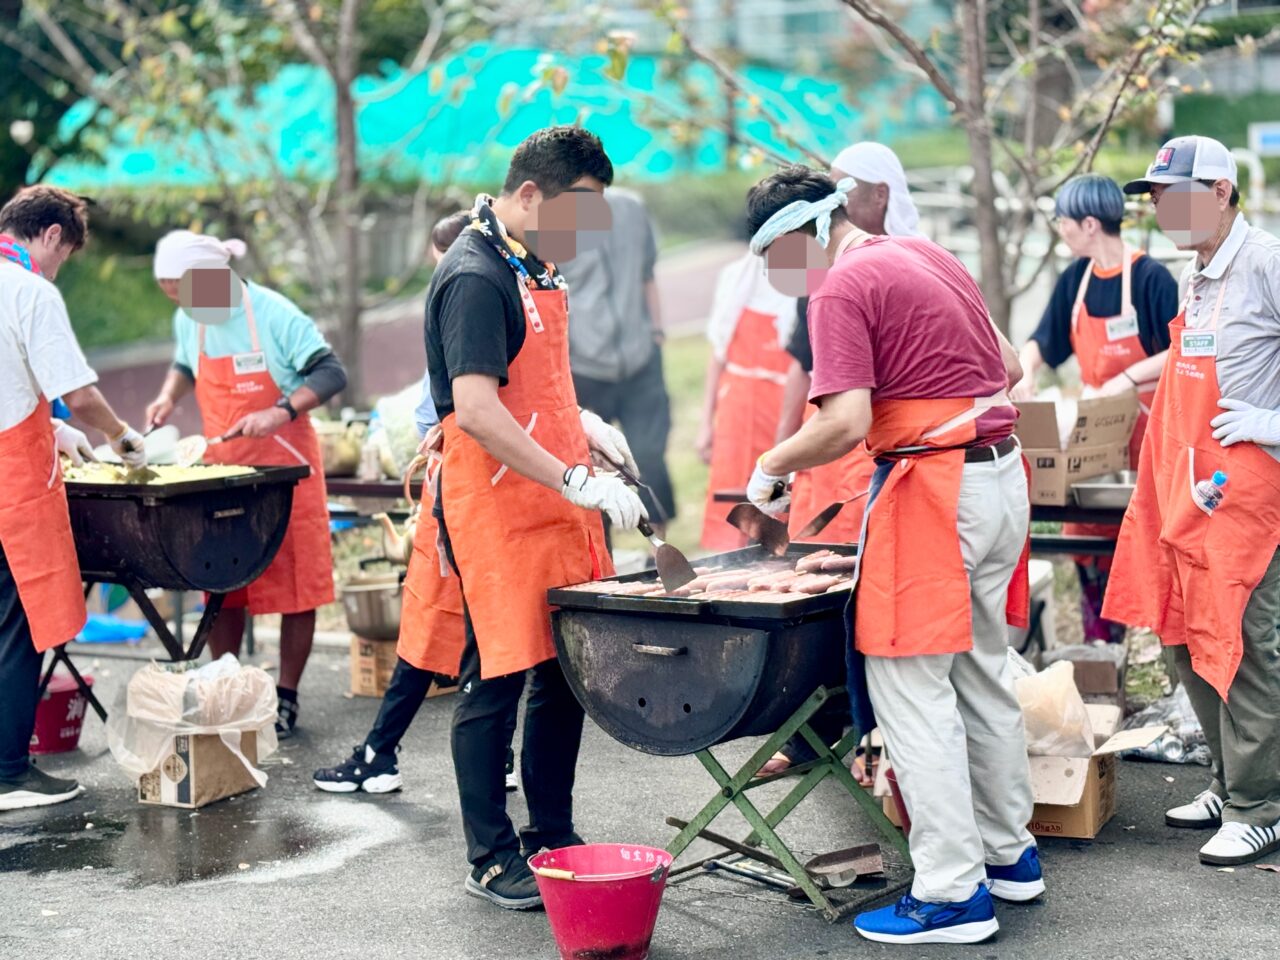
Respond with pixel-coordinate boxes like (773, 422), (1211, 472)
(1, 640), (1275, 960)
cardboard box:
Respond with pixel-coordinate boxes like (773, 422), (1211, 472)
(349, 635), (458, 699)
(138, 732), (259, 809)
(1044, 644), (1128, 712)
(1016, 395), (1138, 505)
(1028, 704), (1164, 839)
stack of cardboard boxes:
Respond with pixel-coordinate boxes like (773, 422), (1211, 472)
(1015, 394), (1139, 505)
(349, 635), (457, 699)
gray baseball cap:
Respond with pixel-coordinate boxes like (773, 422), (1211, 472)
(1123, 135), (1238, 195)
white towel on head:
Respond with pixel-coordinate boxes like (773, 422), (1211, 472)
(831, 142), (921, 237)
(153, 230), (247, 280)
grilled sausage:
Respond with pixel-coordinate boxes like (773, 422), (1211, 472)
(748, 569), (802, 591)
(818, 555), (859, 574)
(788, 573), (842, 594)
(795, 550), (836, 574)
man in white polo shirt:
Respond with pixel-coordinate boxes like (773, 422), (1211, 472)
(1105, 136), (1280, 866)
(0, 186), (146, 811)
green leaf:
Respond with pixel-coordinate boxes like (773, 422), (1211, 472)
(605, 48), (629, 82)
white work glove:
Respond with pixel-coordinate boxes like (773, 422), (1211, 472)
(109, 424), (148, 467)
(1211, 398), (1280, 448)
(580, 408), (639, 475)
(52, 420), (95, 466)
(561, 464), (647, 531)
(747, 456), (790, 517)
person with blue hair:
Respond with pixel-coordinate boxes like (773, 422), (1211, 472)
(1013, 173), (1179, 644)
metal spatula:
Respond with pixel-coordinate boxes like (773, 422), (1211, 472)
(175, 429), (239, 468)
(599, 456), (697, 592)
(725, 501), (790, 557)
(793, 490), (871, 540)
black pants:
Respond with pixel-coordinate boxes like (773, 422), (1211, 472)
(573, 348), (676, 522)
(364, 657), (515, 779)
(438, 515), (585, 868)
(0, 540), (43, 780)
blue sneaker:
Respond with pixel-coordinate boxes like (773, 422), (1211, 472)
(985, 845), (1045, 902)
(853, 886), (999, 944)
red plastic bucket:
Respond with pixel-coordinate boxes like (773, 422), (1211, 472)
(885, 766), (911, 836)
(30, 672), (93, 756)
(530, 843), (672, 960)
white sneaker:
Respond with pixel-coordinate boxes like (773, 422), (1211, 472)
(1165, 789), (1224, 829)
(1199, 820), (1280, 866)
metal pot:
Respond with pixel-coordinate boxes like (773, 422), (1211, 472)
(341, 559), (404, 641)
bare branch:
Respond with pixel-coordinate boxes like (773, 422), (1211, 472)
(279, 0), (337, 76)
(839, 0), (965, 114)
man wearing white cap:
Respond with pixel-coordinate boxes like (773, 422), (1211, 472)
(145, 230), (348, 739)
(1104, 135), (1280, 866)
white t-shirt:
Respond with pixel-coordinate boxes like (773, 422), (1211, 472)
(0, 260), (97, 432)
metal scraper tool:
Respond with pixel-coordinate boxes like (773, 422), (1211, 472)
(599, 455), (697, 592)
(725, 500), (791, 557)
(793, 490), (871, 540)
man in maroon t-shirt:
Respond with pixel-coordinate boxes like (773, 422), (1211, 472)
(742, 165), (1038, 946)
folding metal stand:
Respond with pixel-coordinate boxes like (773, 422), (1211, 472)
(666, 685), (911, 921)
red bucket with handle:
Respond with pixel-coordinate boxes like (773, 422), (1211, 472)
(30, 672), (93, 755)
(530, 843), (672, 960)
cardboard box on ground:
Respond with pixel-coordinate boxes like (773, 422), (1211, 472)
(138, 733), (259, 809)
(1044, 643), (1128, 713)
(1014, 395), (1139, 505)
(350, 635), (457, 698)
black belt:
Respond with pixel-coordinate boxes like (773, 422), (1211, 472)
(963, 435), (1019, 462)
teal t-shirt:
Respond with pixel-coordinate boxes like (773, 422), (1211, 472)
(173, 281), (329, 395)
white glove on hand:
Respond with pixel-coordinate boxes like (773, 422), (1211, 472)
(1211, 398), (1280, 448)
(52, 421), (94, 466)
(580, 409), (639, 475)
(747, 457), (790, 517)
(109, 424), (148, 467)
(561, 465), (647, 531)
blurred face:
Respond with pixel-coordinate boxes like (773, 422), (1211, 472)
(833, 173), (888, 235)
(159, 265), (242, 324)
(763, 231), (830, 297)
(1054, 216), (1096, 259)
(1150, 180), (1230, 249)
(522, 178), (611, 263)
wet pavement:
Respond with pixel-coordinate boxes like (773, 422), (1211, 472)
(2, 642), (1275, 960)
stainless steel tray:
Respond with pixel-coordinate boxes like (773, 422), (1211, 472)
(1071, 470), (1137, 510)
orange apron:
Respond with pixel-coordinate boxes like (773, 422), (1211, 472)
(397, 457), (466, 672)
(700, 306), (790, 551)
(1064, 248), (1161, 557)
(195, 293), (334, 614)
(853, 394), (1030, 658)
(790, 401), (878, 544)
(0, 400), (87, 652)
(412, 281), (613, 680)
(1102, 272), (1280, 700)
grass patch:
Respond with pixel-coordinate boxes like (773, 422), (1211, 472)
(59, 250), (174, 349)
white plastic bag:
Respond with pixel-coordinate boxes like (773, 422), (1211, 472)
(107, 654), (278, 787)
(1014, 660), (1096, 758)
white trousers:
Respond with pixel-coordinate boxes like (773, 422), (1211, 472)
(866, 447), (1035, 902)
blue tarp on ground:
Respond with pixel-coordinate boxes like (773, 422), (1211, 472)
(45, 43), (946, 189)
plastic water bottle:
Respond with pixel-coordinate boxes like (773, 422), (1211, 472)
(1193, 470), (1228, 512)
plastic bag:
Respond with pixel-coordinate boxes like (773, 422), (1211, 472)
(106, 654), (278, 787)
(1120, 685), (1212, 766)
(1014, 660), (1096, 758)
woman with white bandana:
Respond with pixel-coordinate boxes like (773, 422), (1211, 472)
(144, 230), (347, 739)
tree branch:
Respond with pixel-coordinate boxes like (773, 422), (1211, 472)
(279, 0), (337, 76)
(839, 0), (965, 114)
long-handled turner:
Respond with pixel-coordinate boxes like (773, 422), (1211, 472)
(725, 499), (791, 557)
(599, 456), (697, 592)
(175, 428), (242, 468)
(792, 490), (871, 540)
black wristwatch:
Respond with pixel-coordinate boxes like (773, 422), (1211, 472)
(274, 396), (299, 421)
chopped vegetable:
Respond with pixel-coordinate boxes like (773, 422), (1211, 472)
(63, 461), (254, 484)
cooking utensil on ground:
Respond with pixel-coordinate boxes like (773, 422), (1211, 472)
(726, 501), (790, 556)
(599, 455), (697, 592)
(793, 490), (872, 540)
(803, 844), (884, 888)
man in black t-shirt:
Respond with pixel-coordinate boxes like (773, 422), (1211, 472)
(416, 128), (647, 911)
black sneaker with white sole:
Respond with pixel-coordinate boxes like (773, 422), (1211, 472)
(465, 855), (543, 910)
(313, 745), (402, 794)
(0, 764), (83, 811)
(519, 830), (585, 862)
(276, 696), (299, 741)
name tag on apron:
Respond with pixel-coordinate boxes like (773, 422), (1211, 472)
(233, 351), (268, 376)
(1181, 330), (1217, 358)
(1106, 313), (1139, 342)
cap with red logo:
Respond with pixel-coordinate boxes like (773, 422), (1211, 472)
(1122, 135), (1238, 195)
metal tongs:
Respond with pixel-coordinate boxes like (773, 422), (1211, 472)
(599, 455), (697, 592)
